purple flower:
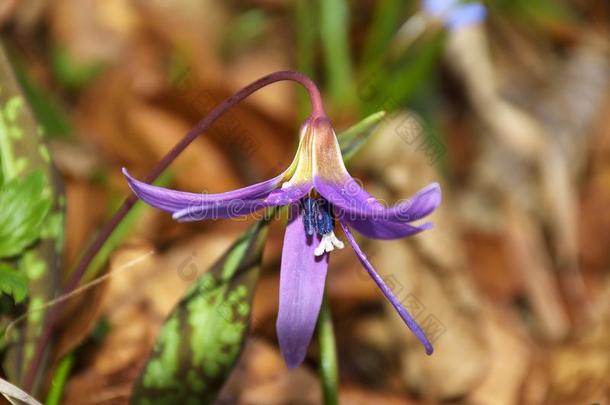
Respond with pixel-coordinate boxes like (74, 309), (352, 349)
(423, 0), (486, 30)
(123, 115), (441, 367)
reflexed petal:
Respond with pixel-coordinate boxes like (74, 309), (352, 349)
(317, 176), (441, 223)
(123, 168), (286, 213)
(339, 221), (434, 355)
(344, 216), (433, 240)
(311, 118), (441, 222)
(385, 182), (441, 222)
(171, 182), (311, 222)
(277, 203), (329, 368)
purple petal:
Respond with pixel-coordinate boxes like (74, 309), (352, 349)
(344, 216), (433, 240)
(314, 176), (383, 217)
(265, 182), (313, 206)
(277, 203), (329, 368)
(123, 167), (285, 213)
(423, 0), (459, 17)
(445, 3), (486, 30)
(339, 221), (434, 355)
(172, 182), (311, 222)
(172, 199), (268, 222)
(315, 175), (441, 223)
(380, 182), (441, 222)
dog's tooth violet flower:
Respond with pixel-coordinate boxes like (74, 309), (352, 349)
(123, 113), (441, 368)
(423, 0), (486, 30)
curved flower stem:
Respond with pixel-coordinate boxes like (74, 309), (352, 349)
(317, 293), (338, 405)
(23, 71), (325, 391)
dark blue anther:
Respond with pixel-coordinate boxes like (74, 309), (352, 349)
(302, 197), (334, 236)
(315, 199), (333, 236)
(302, 197), (316, 236)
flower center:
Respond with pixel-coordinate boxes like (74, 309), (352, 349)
(302, 197), (344, 256)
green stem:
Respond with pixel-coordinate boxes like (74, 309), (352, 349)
(320, 0), (354, 108)
(317, 293), (338, 405)
(44, 354), (74, 405)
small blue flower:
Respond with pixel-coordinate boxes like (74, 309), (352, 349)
(423, 0), (486, 30)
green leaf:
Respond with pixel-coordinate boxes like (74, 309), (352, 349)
(320, 0), (354, 108)
(0, 263), (28, 303)
(362, 32), (445, 115)
(361, 0), (405, 68)
(490, 0), (577, 25)
(131, 219), (270, 404)
(0, 44), (65, 392)
(9, 50), (72, 138)
(51, 46), (106, 90)
(0, 171), (52, 258)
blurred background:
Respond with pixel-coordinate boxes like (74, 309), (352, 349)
(0, 0), (609, 404)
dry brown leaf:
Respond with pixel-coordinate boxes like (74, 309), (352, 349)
(386, 244), (487, 399)
(126, 98), (241, 192)
(218, 338), (321, 405)
(49, 0), (137, 64)
(0, 0), (18, 26)
(467, 308), (531, 405)
(63, 180), (109, 268)
(504, 207), (570, 341)
(226, 45), (294, 120)
(339, 386), (430, 405)
(76, 69), (150, 165)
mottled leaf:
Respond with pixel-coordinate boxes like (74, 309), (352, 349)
(0, 171), (52, 258)
(131, 220), (270, 404)
(0, 44), (65, 393)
